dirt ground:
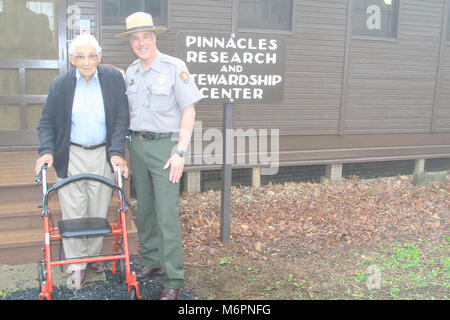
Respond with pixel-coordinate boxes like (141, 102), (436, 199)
(178, 173), (449, 300)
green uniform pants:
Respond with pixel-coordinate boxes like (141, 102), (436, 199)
(128, 135), (184, 289)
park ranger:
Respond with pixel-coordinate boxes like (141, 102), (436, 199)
(115, 12), (203, 300)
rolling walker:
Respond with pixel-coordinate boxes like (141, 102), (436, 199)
(35, 163), (140, 300)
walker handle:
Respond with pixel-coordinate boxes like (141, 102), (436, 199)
(35, 163), (48, 214)
(35, 163), (48, 183)
(35, 163), (48, 195)
(115, 165), (123, 189)
(44, 173), (126, 215)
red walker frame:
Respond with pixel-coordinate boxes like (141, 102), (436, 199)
(36, 164), (140, 300)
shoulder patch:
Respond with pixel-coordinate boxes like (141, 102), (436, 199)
(179, 71), (189, 84)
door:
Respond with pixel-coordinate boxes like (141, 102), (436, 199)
(0, 0), (67, 150)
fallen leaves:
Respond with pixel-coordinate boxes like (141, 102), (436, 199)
(180, 174), (450, 264)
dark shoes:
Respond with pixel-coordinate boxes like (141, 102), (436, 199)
(136, 266), (180, 300)
(136, 266), (166, 281)
(158, 288), (180, 300)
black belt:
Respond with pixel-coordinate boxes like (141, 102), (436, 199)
(131, 131), (172, 140)
(70, 142), (106, 150)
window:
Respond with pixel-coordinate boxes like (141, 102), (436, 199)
(27, 1), (56, 33)
(102, 0), (167, 26)
(238, 0), (293, 31)
(0, 0), (58, 59)
(352, 0), (399, 38)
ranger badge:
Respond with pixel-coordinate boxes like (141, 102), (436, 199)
(179, 71), (189, 84)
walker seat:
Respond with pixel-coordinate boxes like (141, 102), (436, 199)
(58, 217), (112, 238)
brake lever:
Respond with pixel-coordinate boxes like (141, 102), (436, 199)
(36, 171), (42, 184)
(35, 163), (48, 184)
(36, 195), (43, 208)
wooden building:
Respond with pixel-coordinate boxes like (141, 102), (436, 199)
(0, 0), (449, 264)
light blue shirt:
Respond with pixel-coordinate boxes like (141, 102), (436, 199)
(70, 69), (106, 145)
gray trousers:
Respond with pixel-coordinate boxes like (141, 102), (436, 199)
(57, 145), (114, 272)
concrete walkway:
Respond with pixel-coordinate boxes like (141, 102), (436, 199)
(0, 263), (105, 292)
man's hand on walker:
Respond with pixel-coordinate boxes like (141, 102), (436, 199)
(35, 153), (53, 176)
(110, 155), (129, 179)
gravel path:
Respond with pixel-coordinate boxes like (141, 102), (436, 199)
(0, 255), (196, 300)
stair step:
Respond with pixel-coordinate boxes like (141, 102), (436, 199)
(0, 217), (138, 265)
(0, 199), (60, 214)
(0, 197), (122, 232)
(0, 183), (50, 203)
(0, 180), (122, 203)
(0, 199), (60, 231)
(0, 151), (57, 185)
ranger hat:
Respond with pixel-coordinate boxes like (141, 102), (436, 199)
(115, 12), (166, 39)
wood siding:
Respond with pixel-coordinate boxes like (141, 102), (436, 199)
(86, 1), (450, 167)
(438, 43), (450, 131)
(346, 0), (445, 134)
(234, 0), (347, 135)
(437, 0), (450, 132)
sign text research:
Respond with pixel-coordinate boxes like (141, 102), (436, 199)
(176, 32), (286, 104)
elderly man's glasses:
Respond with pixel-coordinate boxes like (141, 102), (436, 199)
(73, 54), (99, 62)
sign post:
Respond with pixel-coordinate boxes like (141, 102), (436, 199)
(220, 99), (233, 243)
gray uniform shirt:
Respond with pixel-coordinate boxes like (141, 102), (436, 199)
(125, 51), (203, 133)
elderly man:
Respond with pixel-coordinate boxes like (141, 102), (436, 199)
(115, 12), (203, 300)
(35, 34), (130, 289)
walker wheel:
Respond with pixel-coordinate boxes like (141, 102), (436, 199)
(117, 259), (126, 283)
(129, 285), (139, 300)
(37, 262), (45, 284)
(39, 292), (51, 300)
